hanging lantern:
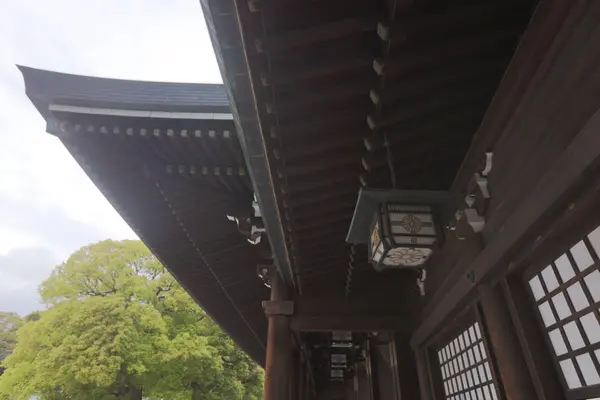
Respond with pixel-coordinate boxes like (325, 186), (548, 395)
(347, 188), (460, 271)
(370, 203), (438, 268)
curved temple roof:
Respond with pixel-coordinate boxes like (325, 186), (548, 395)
(19, 65), (230, 117)
(19, 66), (269, 365)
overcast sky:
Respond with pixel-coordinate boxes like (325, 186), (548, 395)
(0, 0), (222, 315)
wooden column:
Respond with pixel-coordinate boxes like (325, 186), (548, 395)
(371, 335), (401, 400)
(298, 355), (305, 400)
(264, 271), (292, 400)
(479, 283), (536, 399)
(346, 377), (358, 400)
(502, 276), (563, 400)
(355, 359), (373, 400)
(415, 349), (434, 400)
(394, 334), (420, 400)
(291, 349), (299, 400)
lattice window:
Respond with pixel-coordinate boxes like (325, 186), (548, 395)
(528, 225), (600, 396)
(437, 322), (500, 400)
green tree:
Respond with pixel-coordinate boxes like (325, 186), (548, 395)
(0, 312), (22, 363)
(0, 240), (262, 399)
(0, 312), (23, 378)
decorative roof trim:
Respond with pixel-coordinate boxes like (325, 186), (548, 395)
(49, 104), (233, 120)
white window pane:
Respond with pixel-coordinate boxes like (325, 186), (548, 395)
(464, 331), (471, 346)
(469, 325), (477, 343)
(483, 385), (492, 399)
(474, 366), (482, 385)
(468, 349), (475, 366)
(459, 334), (465, 350)
(466, 369), (474, 386)
(490, 385), (498, 400)
(478, 365), (486, 383)
(538, 301), (557, 327)
(484, 362), (492, 381)
(474, 345), (482, 362)
(552, 292), (572, 320)
(461, 373), (468, 390)
(571, 241), (594, 272)
(576, 353), (600, 386)
(564, 321), (586, 350)
(567, 282), (590, 311)
(438, 350), (444, 363)
(479, 342), (487, 359)
(560, 359), (583, 389)
(580, 313), (600, 344)
(477, 387), (484, 399)
(475, 323), (482, 340)
(556, 254), (576, 282)
(584, 271), (600, 303)
(529, 275), (546, 301)
(458, 355), (464, 372)
(542, 265), (560, 292)
(548, 329), (568, 356)
(444, 381), (449, 395)
(588, 225), (600, 258)
(463, 353), (469, 369)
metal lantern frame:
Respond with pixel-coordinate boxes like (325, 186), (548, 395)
(347, 188), (462, 271)
(369, 202), (443, 270)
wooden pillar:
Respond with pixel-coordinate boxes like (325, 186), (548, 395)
(394, 334), (420, 399)
(346, 376), (357, 400)
(371, 335), (401, 400)
(501, 276), (563, 400)
(291, 349), (299, 400)
(355, 359), (372, 400)
(298, 355), (305, 400)
(415, 349), (434, 400)
(264, 271), (292, 400)
(479, 283), (537, 399)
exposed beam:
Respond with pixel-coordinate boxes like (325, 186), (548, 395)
(262, 56), (372, 86)
(256, 17), (377, 53)
(451, 0), (582, 192)
(378, 1), (530, 45)
(290, 315), (413, 332)
(412, 108), (600, 346)
(283, 155), (362, 177)
(367, 87), (494, 130)
(271, 114), (365, 138)
(374, 29), (520, 77)
(283, 140), (363, 163)
(284, 170), (360, 194)
(370, 60), (505, 106)
(267, 81), (373, 115)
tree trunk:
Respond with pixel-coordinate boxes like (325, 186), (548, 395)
(191, 384), (203, 400)
(131, 386), (142, 400)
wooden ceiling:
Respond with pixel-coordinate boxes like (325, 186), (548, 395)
(52, 113), (270, 363)
(206, 0), (539, 299)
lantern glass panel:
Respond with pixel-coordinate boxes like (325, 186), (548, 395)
(383, 247), (433, 267)
(370, 203), (438, 268)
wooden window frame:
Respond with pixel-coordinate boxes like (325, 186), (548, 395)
(430, 307), (504, 400)
(523, 225), (600, 399)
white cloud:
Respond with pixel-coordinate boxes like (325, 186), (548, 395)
(0, 0), (221, 313)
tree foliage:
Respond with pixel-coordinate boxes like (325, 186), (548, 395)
(0, 312), (23, 364)
(0, 240), (263, 399)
